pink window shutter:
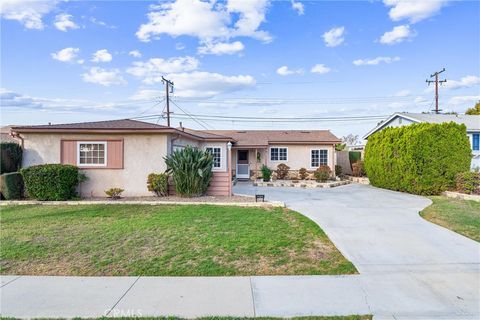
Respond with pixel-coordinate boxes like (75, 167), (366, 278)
(61, 140), (76, 165)
(107, 140), (124, 169)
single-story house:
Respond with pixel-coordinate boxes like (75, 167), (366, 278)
(10, 119), (341, 197)
(363, 112), (480, 169)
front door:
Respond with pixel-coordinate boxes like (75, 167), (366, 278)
(236, 150), (250, 179)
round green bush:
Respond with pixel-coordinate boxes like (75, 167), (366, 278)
(20, 164), (80, 200)
(0, 172), (24, 200)
(364, 122), (472, 195)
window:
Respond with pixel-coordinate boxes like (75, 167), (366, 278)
(173, 145), (185, 153)
(206, 147), (221, 168)
(270, 147), (287, 161)
(77, 142), (107, 166)
(473, 133), (479, 151)
(311, 149), (328, 168)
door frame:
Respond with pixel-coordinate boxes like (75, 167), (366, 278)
(236, 149), (250, 179)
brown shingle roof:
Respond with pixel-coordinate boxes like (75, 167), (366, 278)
(12, 119), (170, 130)
(204, 130), (341, 146)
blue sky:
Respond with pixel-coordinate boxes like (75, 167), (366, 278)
(1, 0), (479, 137)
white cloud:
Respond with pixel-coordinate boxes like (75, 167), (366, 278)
(310, 64), (331, 74)
(353, 56), (401, 66)
(176, 43), (186, 50)
(90, 17), (116, 29)
(291, 0), (304, 15)
(167, 71), (256, 98)
(82, 67), (126, 86)
(379, 25), (415, 45)
(127, 56), (199, 84)
(414, 96), (428, 104)
(384, 0), (449, 24)
(322, 26), (345, 47)
(276, 66), (303, 76)
(51, 47), (80, 63)
(393, 89), (411, 97)
(129, 89), (164, 101)
(444, 75), (480, 90)
(92, 49), (113, 63)
(448, 95), (480, 106)
(128, 50), (142, 58)
(1, 88), (42, 109)
(54, 13), (78, 32)
(0, 0), (60, 29)
(198, 41), (244, 55)
(136, 0), (271, 43)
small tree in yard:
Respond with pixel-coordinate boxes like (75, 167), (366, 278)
(465, 101), (480, 115)
(260, 165), (272, 182)
(164, 146), (213, 197)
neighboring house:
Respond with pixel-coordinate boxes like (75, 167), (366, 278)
(1, 126), (18, 144)
(10, 119), (341, 197)
(363, 112), (480, 169)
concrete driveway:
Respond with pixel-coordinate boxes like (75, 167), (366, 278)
(234, 183), (480, 319)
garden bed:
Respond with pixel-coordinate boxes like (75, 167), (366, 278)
(0, 204), (356, 276)
(253, 179), (350, 188)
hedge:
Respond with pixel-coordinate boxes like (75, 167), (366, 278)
(0, 172), (24, 199)
(21, 164), (80, 200)
(0, 143), (22, 174)
(364, 122), (472, 195)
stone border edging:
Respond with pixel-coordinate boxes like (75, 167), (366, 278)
(0, 200), (285, 207)
(252, 180), (350, 189)
(442, 191), (480, 202)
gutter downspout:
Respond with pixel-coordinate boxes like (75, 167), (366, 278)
(10, 131), (24, 149)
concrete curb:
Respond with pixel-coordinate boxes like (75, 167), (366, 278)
(442, 191), (480, 202)
(0, 199), (285, 208)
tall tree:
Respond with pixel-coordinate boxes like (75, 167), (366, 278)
(465, 101), (480, 115)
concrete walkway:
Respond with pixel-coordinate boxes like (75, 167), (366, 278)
(1, 184), (479, 319)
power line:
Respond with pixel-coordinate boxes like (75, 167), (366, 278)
(169, 99), (212, 130)
(426, 68), (447, 114)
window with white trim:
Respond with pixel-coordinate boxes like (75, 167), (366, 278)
(270, 147), (287, 161)
(78, 142), (107, 166)
(173, 145), (185, 153)
(311, 149), (328, 167)
(206, 147), (221, 168)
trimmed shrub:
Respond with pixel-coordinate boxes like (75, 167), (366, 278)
(21, 164), (80, 200)
(314, 165), (331, 182)
(164, 146), (213, 197)
(348, 151), (361, 168)
(352, 160), (365, 177)
(0, 143), (22, 174)
(261, 165), (272, 182)
(456, 171), (480, 195)
(276, 163), (290, 180)
(105, 188), (124, 199)
(335, 165), (343, 177)
(147, 173), (169, 197)
(0, 172), (24, 199)
(299, 167), (308, 180)
(364, 122), (471, 195)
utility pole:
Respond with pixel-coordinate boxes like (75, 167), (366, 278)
(426, 68), (447, 114)
(162, 76), (174, 127)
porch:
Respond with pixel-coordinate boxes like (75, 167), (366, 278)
(232, 147), (268, 180)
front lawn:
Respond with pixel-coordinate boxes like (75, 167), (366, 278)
(0, 204), (356, 276)
(420, 196), (480, 242)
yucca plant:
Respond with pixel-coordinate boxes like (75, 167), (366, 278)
(164, 146), (213, 197)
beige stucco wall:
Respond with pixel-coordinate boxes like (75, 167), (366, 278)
(22, 133), (169, 197)
(232, 144), (336, 177)
(266, 144), (335, 171)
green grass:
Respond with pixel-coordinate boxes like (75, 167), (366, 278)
(420, 196), (480, 242)
(0, 204), (356, 276)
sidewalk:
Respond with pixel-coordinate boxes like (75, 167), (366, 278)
(1, 275), (369, 318)
(2, 272), (479, 319)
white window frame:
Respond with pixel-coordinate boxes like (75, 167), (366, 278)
(269, 147), (288, 162)
(77, 141), (107, 167)
(310, 148), (329, 169)
(172, 145), (185, 153)
(205, 146), (223, 171)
